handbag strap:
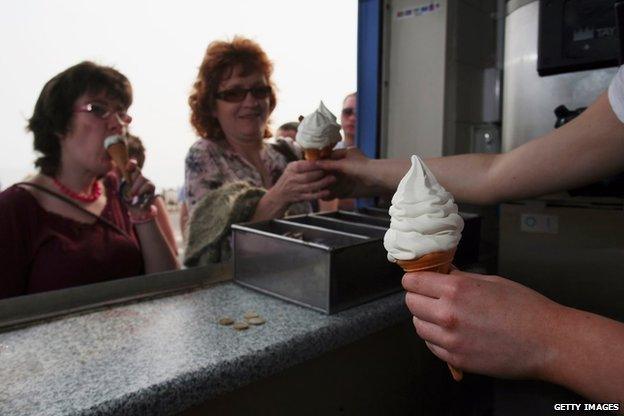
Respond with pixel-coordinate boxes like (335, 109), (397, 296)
(270, 138), (300, 163)
(16, 181), (131, 238)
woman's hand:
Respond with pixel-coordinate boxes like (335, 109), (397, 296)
(124, 160), (156, 215)
(402, 269), (564, 380)
(122, 159), (179, 271)
(250, 160), (336, 222)
(267, 160), (335, 206)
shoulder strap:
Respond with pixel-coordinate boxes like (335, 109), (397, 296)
(270, 138), (299, 163)
(16, 182), (130, 238)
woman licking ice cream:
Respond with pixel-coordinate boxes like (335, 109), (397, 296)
(0, 61), (179, 299)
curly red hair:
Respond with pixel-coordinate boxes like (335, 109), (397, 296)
(189, 36), (277, 141)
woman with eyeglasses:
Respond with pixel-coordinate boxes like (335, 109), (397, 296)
(0, 61), (179, 299)
(183, 37), (335, 265)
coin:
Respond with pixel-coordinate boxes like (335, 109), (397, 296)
(247, 317), (266, 325)
(233, 322), (249, 331)
(243, 311), (259, 319)
(218, 317), (234, 326)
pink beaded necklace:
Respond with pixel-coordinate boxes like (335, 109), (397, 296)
(52, 178), (102, 203)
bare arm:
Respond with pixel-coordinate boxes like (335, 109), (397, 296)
(429, 92), (624, 204)
(403, 270), (624, 405)
(134, 219), (180, 273)
(541, 307), (624, 405)
(126, 165), (179, 273)
(321, 92), (624, 204)
(179, 201), (189, 242)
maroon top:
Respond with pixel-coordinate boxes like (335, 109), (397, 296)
(0, 174), (144, 299)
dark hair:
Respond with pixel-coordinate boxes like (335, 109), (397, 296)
(189, 36), (277, 141)
(27, 61), (132, 176)
(278, 121), (299, 132)
(127, 134), (146, 169)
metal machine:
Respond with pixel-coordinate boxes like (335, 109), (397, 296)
(499, 0), (624, 321)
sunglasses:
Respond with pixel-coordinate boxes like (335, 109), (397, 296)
(74, 102), (132, 124)
(215, 86), (272, 103)
(342, 107), (355, 117)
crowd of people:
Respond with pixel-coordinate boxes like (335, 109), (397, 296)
(0, 35), (622, 406)
(0, 37), (359, 289)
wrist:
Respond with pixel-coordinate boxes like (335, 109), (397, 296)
(129, 204), (158, 225)
(533, 303), (573, 383)
(264, 188), (288, 210)
(358, 159), (392, 197)
(254, 189), (288, 221)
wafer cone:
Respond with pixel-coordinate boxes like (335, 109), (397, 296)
(396, 249), (456, 274)
(398, 249), (464, 382)
(303, 148), (321, 161)
(303, 145), (333, 161)
(106, 142), (131, 183)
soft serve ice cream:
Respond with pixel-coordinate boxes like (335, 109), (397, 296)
(384, 155), (463, 264)
(385, 154), (465, 381)
(296, 101), (342, 160)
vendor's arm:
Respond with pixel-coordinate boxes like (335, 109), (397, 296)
(428, 92), (624, 204)
(402, 270), (624, 405)
(320, 92), (624, 204)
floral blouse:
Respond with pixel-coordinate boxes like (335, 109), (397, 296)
(184, 138), (310, 216)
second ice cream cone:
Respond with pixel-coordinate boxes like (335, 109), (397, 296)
(107, 142), (131, 182)
(303, 148), (321, 161)
(397, 249), (463, 381)
(303, 145), (333, 161)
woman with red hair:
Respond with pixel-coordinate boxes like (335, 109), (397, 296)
(183, 37), (334, 265)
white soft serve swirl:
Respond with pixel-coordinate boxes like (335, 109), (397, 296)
(384, 155), (464, 261)
(295, 101), (342, 149)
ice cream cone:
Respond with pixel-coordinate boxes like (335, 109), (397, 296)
(397, 248), (463, 381)
(303, 148), (321, 161)
(319, 145), (333, 159)
(396, 249), (456, 274)
(303, 145), (333, 161)
(106, 142), (131, 183)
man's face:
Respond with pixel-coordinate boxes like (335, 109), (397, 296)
(341, 95), (356, 138)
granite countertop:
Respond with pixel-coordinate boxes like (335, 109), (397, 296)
(0, 282), (409, 416)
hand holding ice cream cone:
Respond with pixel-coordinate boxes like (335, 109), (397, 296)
(104, 134), (154, 207)
(384, 155), (465, 381)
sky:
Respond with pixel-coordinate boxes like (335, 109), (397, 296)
(0, 0), (358, 190)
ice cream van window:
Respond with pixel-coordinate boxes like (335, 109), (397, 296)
(0, 0), (357, 330)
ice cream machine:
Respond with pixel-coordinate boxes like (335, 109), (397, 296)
(499, 0), (624, 321)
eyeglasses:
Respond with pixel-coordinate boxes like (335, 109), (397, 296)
(215, 86), (272, 103)
(341, 107), (355, 117)
(74, 103), (132, 124)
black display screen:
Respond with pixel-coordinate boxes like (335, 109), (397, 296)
(538, 0), (619, 76)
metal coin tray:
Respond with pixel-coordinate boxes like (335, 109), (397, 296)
(232, 213), (403, 314)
